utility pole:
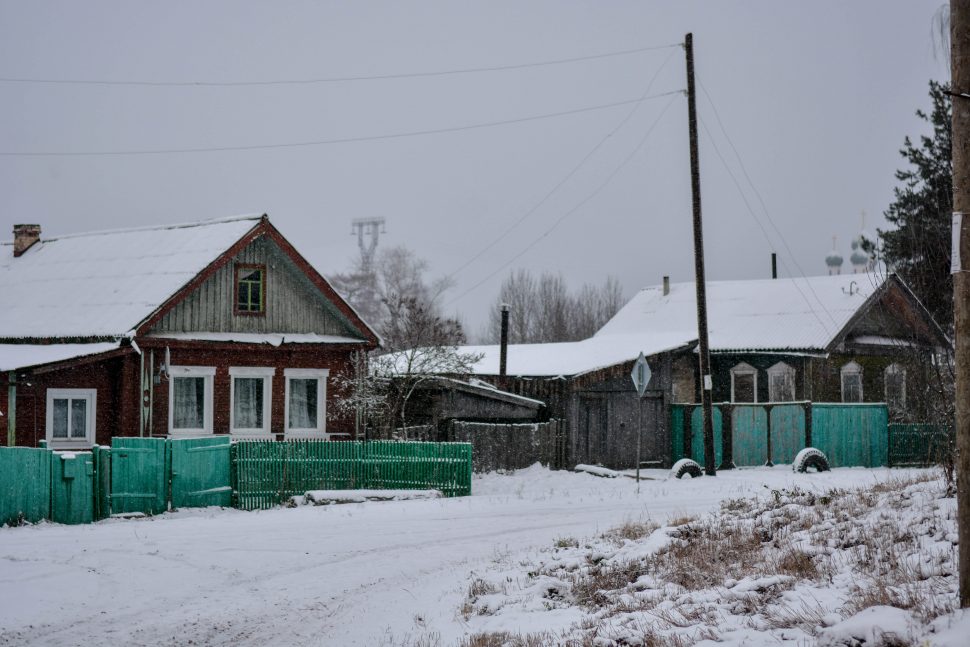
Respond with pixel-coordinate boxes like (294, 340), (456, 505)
(951, 0), (970, 607)
(685, 33), (716, 476)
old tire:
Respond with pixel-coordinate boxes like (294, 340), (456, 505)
(670, 458), (703, 479)
(793, 448), (830, 473)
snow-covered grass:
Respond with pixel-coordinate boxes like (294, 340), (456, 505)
(0, 464), (953, 646)
(454, 472), (965, 646)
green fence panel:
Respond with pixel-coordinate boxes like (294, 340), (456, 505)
(0, 446), (51, 525)
(811, 404), (888, 468)
(170, 436), (232, 508)
(670, 405), (686, 462)
(888, 423), (952, 466)
(50, 452), (95, 525)
(93, 445), (112, 521)
(110, 437), (167, 515)
(769, 405), (806, 465)
(732, 406), (768, 466)
(690, 406), (723, 466)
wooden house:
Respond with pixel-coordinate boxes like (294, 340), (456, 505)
(0, 215), (379, 449)
(445, 273), (947, 469)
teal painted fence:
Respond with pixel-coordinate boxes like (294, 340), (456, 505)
(888, 423), (952, 467)
(671, 402), (891, 468)
(0, 447), (51, 525)
(233, 440), (473, 511)
(171, 437), (232, 508)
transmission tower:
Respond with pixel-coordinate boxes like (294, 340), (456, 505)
(350, 218), (386, 274)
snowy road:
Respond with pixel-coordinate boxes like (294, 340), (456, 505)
(0, 465), (926, 646)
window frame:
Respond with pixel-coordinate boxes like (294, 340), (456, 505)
(884, 363), (906, 410)
(840, 361), (864, 403)
(45, 388), (97, 449)
(766, 361), (796, 402)
(730, 362), (758, 403)
(234, 263), (267, 316)
(168, 366), (216, 436)
(229, 366), (275, 437)
(284, 368), (329, 438)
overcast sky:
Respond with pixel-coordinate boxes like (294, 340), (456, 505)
(0, 1), (950, 340)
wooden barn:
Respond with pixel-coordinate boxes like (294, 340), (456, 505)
(0, 215), (379, 449)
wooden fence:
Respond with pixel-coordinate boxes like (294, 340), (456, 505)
(446, 420), (567, 473)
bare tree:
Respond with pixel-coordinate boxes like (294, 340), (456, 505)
(482, 270), (625, 343)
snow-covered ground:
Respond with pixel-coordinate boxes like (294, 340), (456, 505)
(0, 465), (950, 646)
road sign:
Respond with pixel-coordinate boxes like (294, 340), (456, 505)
(631, 352), (652, 398)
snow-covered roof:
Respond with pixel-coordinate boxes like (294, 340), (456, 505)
(459, 332), (695, 377)
(145, 332), (367, 346)
(0, 215), (262, 339)
(0, 342), (121, 372)
(458, 274), (884, 378)
(596, 274), (881, 353)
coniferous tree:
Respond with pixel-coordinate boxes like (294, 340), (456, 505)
(879, 81), (953, 327)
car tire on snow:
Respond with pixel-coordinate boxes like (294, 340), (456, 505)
(670, 458), (703, 479)
(793, 447), (830, 473)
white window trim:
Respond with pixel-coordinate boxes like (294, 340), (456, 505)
(730, 362), (758, 403)
(841, 361), (864, 403)
(168, 366), (216, 437)
(885, 363), (906, 409)
(766, 361), (796, 402)
(46, 388), (97, 449)
(284, 368), (329, 439)
(229, 367), (275, 437)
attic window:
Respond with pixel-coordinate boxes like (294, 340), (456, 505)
(235, 264), (266, 315)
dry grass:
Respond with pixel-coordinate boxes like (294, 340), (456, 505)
(648, 519), (765, 590)
(572, 559), (646, 607)
(602, 520), (659, 544)
(455, 631), (558, 647)
(553, 536), (580, 549)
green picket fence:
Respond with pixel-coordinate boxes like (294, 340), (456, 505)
(888, 423), (952, 466)
(233, 440), (472, 510)
(671, 402), (891, 468)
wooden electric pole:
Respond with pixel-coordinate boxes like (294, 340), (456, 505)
(952, 0), (970, 608)
(685, 33), (717, 476)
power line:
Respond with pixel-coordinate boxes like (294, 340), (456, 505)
(446, 93), (681, 306)
(698, 79), (840, 329)
(446, 48), (679, 280)
(0, 43), (682, 87)
(0, 90), (683, 157)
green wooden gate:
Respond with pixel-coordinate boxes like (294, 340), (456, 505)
(50, 452), (95, 525)
(111, 437), (168, 515)
(812, 404), (888, 468)
(731, 406), (768, 466)
(0, 446), (51, 525)
(170, 436), (232, 509)
(769, 404), (806, 465)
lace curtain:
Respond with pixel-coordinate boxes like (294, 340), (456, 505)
(174, 377), (205, 429)
(234, 377), (263, 429)
(289, 378), (317, 429)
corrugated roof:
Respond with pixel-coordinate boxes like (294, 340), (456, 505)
(596, 274), (880, 352)
(0, 215), (262, 339)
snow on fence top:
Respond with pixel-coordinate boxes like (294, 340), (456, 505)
(0, 215), (262, 339)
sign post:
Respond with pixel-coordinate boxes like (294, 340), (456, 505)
(630, 352), (652, 490)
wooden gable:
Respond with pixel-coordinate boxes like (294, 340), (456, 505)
(144, 225), (373, 342)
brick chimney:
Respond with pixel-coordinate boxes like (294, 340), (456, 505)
(13, 224), (40, 257)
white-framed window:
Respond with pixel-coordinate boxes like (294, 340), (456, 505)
(885, 363), (906, 411)
(46, 388), (96, 448)
(841, 361), (864, 403)
(229, 367), (275, 436)
(168, 366), (216, 436)
(767, 361), (796, 402)
(730, 362), (757, 403)
(284, 368), (329, 438)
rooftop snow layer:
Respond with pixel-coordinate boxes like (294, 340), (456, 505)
(145, 332), (367, 346)
(0, 342), (121, 371)
(595, 274), (880, 353)
(0, 215), (262, 339)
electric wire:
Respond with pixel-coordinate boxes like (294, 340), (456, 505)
(697, 115), (837, 335)
(698, 79), (842, 330)
(0, 43), (682, 87)
(446, 93), (681, 306)
(0, 90), (683, 157)
(445, 47), (679, 280)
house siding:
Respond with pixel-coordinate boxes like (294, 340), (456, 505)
(151, 236), (358, 337)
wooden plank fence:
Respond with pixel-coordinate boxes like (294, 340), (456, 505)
(447, 420), (567, 473)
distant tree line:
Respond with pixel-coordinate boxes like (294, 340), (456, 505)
(481, 269), (624, 344)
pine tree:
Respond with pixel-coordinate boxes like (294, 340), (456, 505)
(879, 81), (953, 327)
